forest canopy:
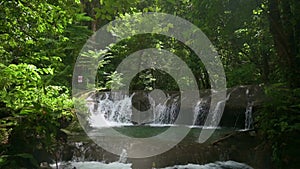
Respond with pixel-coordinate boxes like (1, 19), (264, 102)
(0, 0), (299, 168)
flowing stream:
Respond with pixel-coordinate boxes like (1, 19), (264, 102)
(52, 160), (253, 169)
(87, 91), (253, 129)
(53, 89), (258, 168)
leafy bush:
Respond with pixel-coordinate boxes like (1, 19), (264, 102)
(257, 84), (300, 168)
(0, 63), (74, 168)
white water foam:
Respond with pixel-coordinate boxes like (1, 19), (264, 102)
(244, 89), (254, 130)
(89, 112), (133, 128)
(161, 161), (253, 169)
(88, 90), (252, 129)
(87, 92), (181, 127)
(51, 161), (252, 169)
(187, 125), (221, 129)
(148, 124), (176, 127)
(51, 161), (132, 169)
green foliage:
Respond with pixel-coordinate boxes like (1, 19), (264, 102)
(0, 153), (38, 169)
(95, 0), (138, 20)
(0, 63), (74, 168)
(105, 71), (125, 90)
(0, 0), (87, 167)
(257, 84), (300, 168)
(0, 0), (91, 88)
(226, 63), (260, 87)
(0, 0), (72, 65)
(0, 0), (299, 168)
(90, 2), (300, 168)
(73, 97), (90, 130)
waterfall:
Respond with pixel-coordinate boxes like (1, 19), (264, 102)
(149, 95), (167, 124)
(72, 142), (88, 162)
(88, 93), (134, 127)
(87, 92), (180, 127)
(88, 91), (229, 127)
(210, 100), (226, 127)
(87, 87), (254, 128)
(151, 95), (179, 124)
(244, 101), (253, 130)
(118, 149), (128, 163)
(193, 91), (231, 127)
(169, 96), (180, 123)
(244, 89), (254, 130)
(193, 99), (208, 125)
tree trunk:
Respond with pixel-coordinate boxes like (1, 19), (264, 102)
(80, 0), (101, 32)
(268, 0), (299, 88)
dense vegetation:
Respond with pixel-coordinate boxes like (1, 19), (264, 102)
(0, 0), (299, 168)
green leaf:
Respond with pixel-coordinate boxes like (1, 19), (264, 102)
(19, 109), (32, 115)
(16, 153), (38, 166)
(0, 156), (8, 167)
(106, 15), (112, 20)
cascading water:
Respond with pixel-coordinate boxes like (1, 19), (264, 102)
(87, 87), (255, 128)
(193, 99), (208, 125)
(210, 92), (232, 127)
(72, 142), (88, 162)
(151, 95), (179, 124)
(88, 93), (134, 127)
(87, 92), (180, 127)
(51, 87), (260, 169)
(244, 89), (254, 130)
(244, 101), (253, 130)
(88, 91), (231, 127)
(193, 92), (232, 127)
(118, 149), (128, 163)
